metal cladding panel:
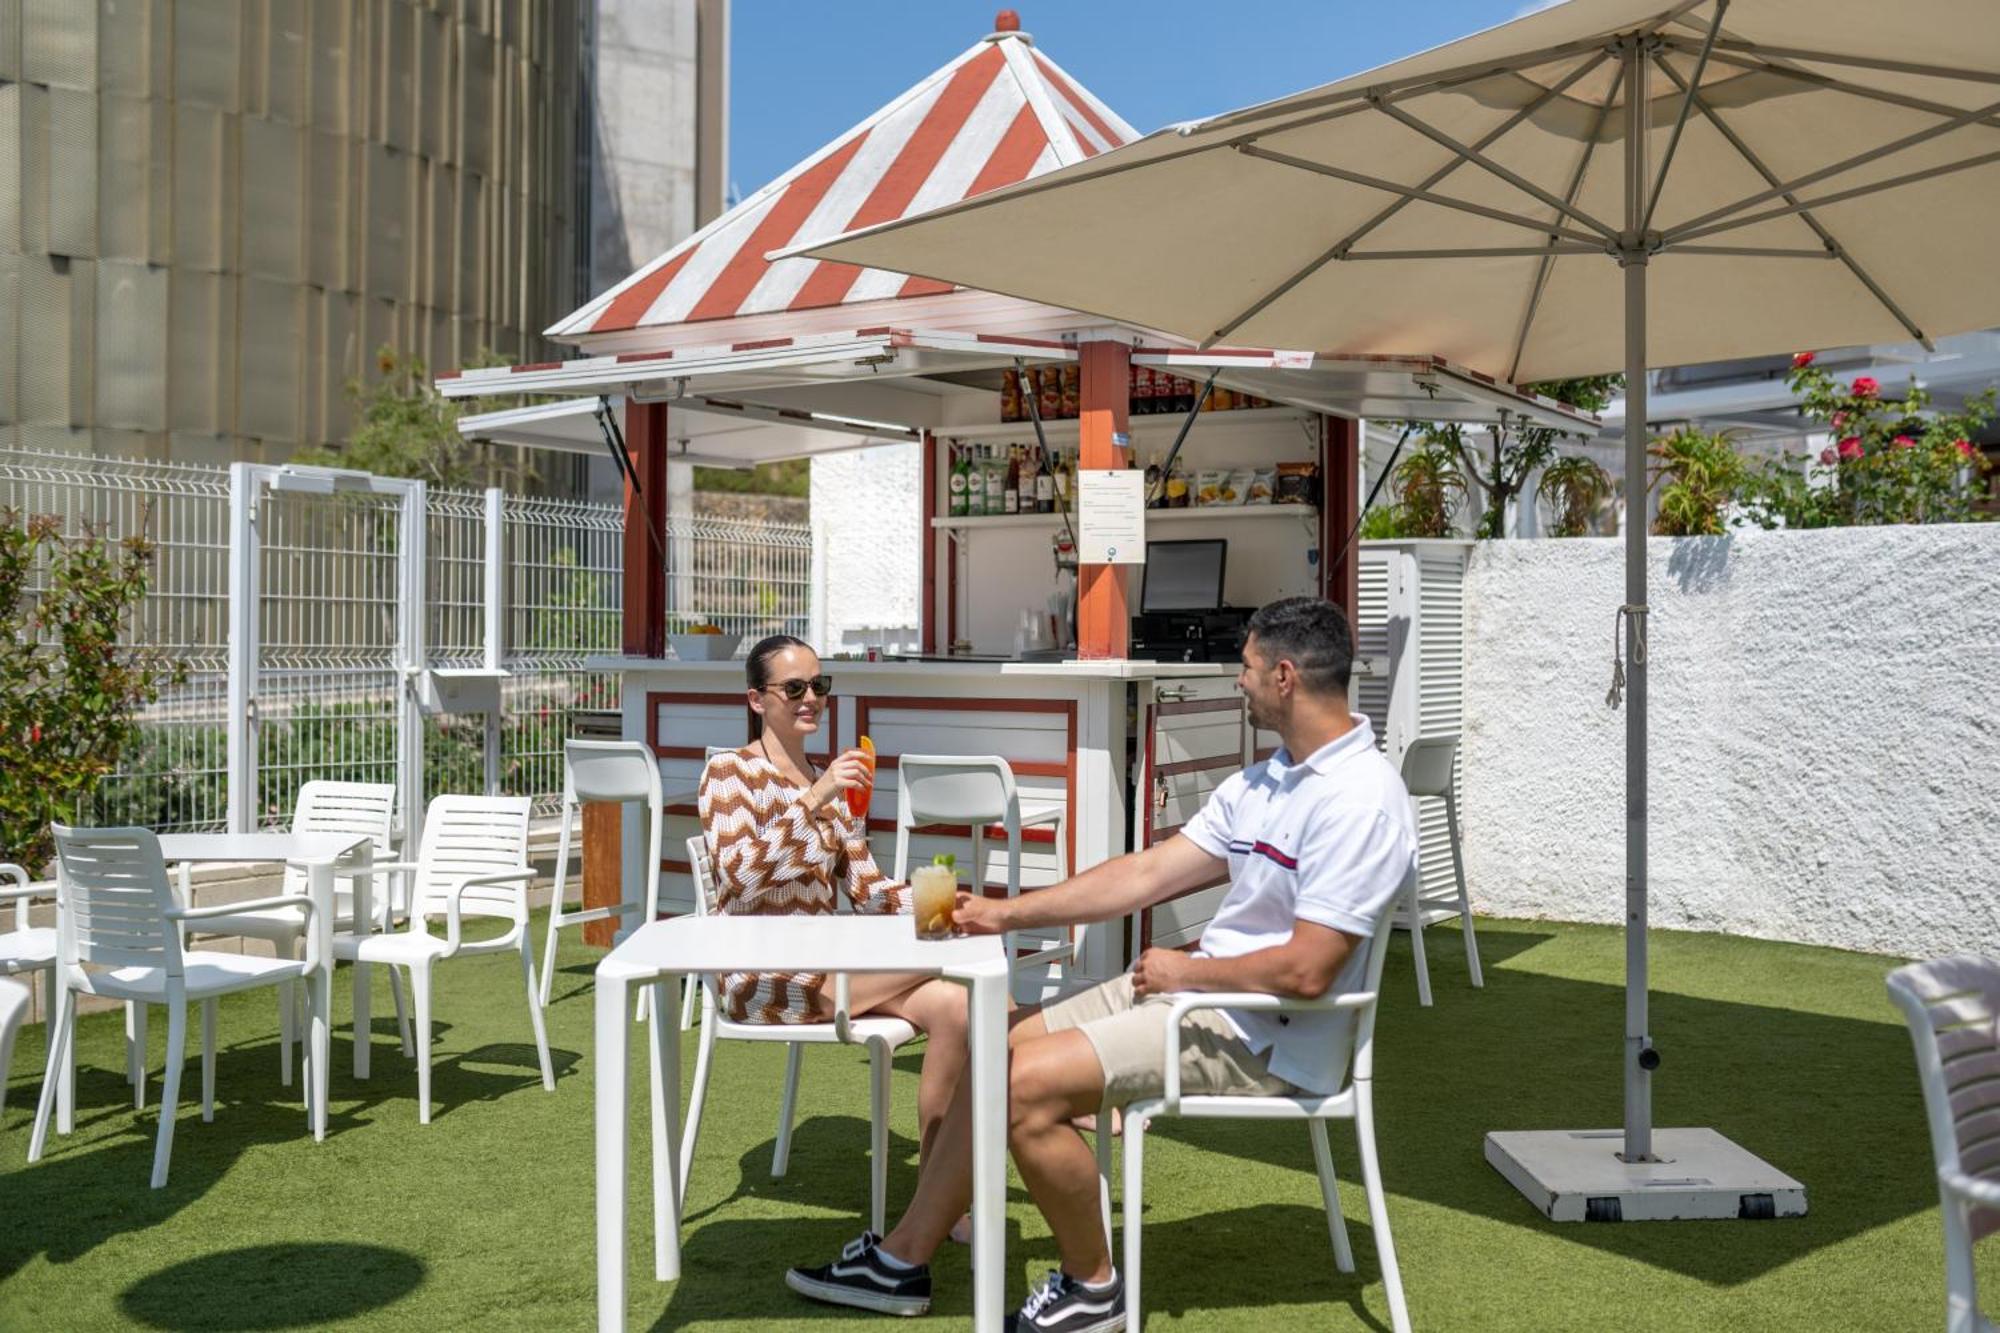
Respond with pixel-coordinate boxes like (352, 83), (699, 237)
(312, 286), (359, 441)
(97, 0), (156, 97)
(97, 94), (153, 261)
(382, 1), (415, 153)
(17, 82), (46, 253)
(172, 104), (224, 272)
(0, 84), (19, 253)
(306, 130), (351, 290)
(94, 258), (167, 430)
(310, 0), (352, 135)
(0, 0), (18, 81)
(426, 161), (452, 309)
(0, 253), (16, 419)
(262, 0), (307, 124)
(238, 276), (302, 441)
(21, 0), (94, 90)
(455, 169), (482, 318)
(241, 116), (304, 282)
(415, 4), (446, 160)
(168, 267), (222, 432)
(364, 141), (410, 299)
(46, 86), (97, 258)
(18, 255), (74, 423)
(458, 25), (493, 177)
(173, 0), (240, 112)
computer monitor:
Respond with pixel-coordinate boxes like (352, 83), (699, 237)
(1140, 539), (1227, 613)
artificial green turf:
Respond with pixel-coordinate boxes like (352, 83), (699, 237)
(0, 915), (1979, 1330)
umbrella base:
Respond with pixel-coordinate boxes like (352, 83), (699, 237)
(1484, 1127), (1807, 1223)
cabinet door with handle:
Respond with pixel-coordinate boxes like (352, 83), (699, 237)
(1138, 676), (1246, 952)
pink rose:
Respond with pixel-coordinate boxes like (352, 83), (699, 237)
(1791, 351), (1815, 369)
(1818, 447), (1837, 466)
(1957, 438), (1979, 459)
(1893, 435), (1916, 449)
(1837, 436), (1864, 461)
(1830, 410), (1848, 430)
(1850, 376), (1879, 399)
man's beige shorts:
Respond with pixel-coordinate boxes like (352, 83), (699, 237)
(1040, 972), (1294, 1106)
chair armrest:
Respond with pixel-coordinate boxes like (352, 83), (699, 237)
(1942, 1168), (2000, 1212)
(1, 865), (45, 934)
(1161, 990), (1375, 1113)
(171, 896), (320, 973)
(1017, 804), (1065, 829)
(435, 870), (535, 955)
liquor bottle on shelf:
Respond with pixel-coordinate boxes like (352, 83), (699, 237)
(1003, 445), (1020, 514)
(1034, 446), (1055, 513)
(1059, 364), (1080, 418)
(1143, 451), (1163, 508)
(948, 444), (968, 517)
(966, 446), (986, 517)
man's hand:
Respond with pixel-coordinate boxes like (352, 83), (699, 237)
(1130, 946), (1199, 998)
(952, 891), (1010, 936)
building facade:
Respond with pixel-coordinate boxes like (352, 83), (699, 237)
(0, 0), (723, 473)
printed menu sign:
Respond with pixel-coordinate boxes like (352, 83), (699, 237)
(1078, 468), (1146, 565)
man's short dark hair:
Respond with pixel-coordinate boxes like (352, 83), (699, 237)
(1246, 597), (1354, 695)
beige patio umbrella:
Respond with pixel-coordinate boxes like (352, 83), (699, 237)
(786, 0), (2000, 1220)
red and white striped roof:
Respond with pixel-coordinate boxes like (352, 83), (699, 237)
(548, 17), (1137, 341)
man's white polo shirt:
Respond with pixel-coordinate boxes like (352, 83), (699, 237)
(1178, 716), (1418, 1094)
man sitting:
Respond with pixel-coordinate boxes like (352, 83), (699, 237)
(786, 596), (1418, 1332)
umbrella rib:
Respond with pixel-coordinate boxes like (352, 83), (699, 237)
(1671, 146), (2000, 244)
(1369, 98), (1621, 240)
(1506, 60), (1626, 384)
(1661, 93), (2000, 240)
(1342, 245), (1605, 259)
(1641, 0), (1728, 235)
(1201, 52), (1609, 348)
(1234, 144), (1610, 247)
(1700, 37), (2000, 88)
(1666, 40), (2000, 131)
(1666, 245), (1836, 258)
(1655, 56), (1933, 345)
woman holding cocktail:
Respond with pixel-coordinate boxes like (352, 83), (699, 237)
(697, 635), (976, 1184)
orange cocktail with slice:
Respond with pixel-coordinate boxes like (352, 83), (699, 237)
(847, 735), (876, 819)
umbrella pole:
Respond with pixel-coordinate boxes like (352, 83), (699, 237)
(1619, 34), (1656, 1168)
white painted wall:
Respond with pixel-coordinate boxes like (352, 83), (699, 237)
(1458, 523), (2000, 959)
(811, 442), (923, 655)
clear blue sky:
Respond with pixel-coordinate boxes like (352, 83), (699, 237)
(728, 1), (1547, 198)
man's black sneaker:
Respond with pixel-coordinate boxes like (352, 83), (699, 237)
(786, 1231), (932, 1317)
(1005, 1269), (1126, 1333)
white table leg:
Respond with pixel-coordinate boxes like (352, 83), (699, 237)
(647, 977), (682, 1282)
(969, 968), (1007, 1333)
(310, 860), (333, 1142)
(352, 864), (372, 1080)
(597, 969), (632, 1333)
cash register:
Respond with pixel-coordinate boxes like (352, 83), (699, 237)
(1129, 539), (1252, 663)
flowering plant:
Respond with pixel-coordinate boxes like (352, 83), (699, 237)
(1746, 358), (1993, 528)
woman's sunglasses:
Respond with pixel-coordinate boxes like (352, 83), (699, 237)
(760, 675), (833, 701)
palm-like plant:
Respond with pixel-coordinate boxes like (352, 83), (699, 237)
(1649, 428), (1744, 536)
(1391, 440), (1468, 539)
(1537, 454), (1613, 537)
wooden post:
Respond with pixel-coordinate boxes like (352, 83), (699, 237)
(920, 429), (938, 654)
(1322, 414), (1361, 627)
(1075, 342), (1132, 660)
(585, 399), (671, 946)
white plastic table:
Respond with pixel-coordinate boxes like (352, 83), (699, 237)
(157, 831), (373, 1140)
(594, 915), (1011, 1332)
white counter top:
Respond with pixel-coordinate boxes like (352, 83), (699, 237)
(586, 655), (1240, 680)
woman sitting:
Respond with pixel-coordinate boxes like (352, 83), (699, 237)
(697, 635), (974, 1180)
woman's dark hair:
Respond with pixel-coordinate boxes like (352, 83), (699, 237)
(745, 634), (813, 737)
(1245, 597), (1353, 695)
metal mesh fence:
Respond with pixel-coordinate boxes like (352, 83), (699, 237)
(2, 450), (817, 830)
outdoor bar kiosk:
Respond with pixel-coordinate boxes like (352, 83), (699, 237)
(442, 14), (1592, 986)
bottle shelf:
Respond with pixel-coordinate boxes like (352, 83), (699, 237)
(936, 406), (1312, 444)
(932, 505), (1318, 531)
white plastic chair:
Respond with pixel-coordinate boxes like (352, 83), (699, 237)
(180, 781), (402, 1086)
(542, 740), (680, 1008)
(29, 825), (319, 1188)
(673, 834), (915, 1232)
(332, 795), (554, 1124)
(1, 862), (58, 1115)
(0, 976), (28, 1124)
(1112, 922), (1410, 1333)
(1887, 955), (2000, 1333)
(1392, 736), (1481, 1007)
(892, 755), (1077, 1002)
